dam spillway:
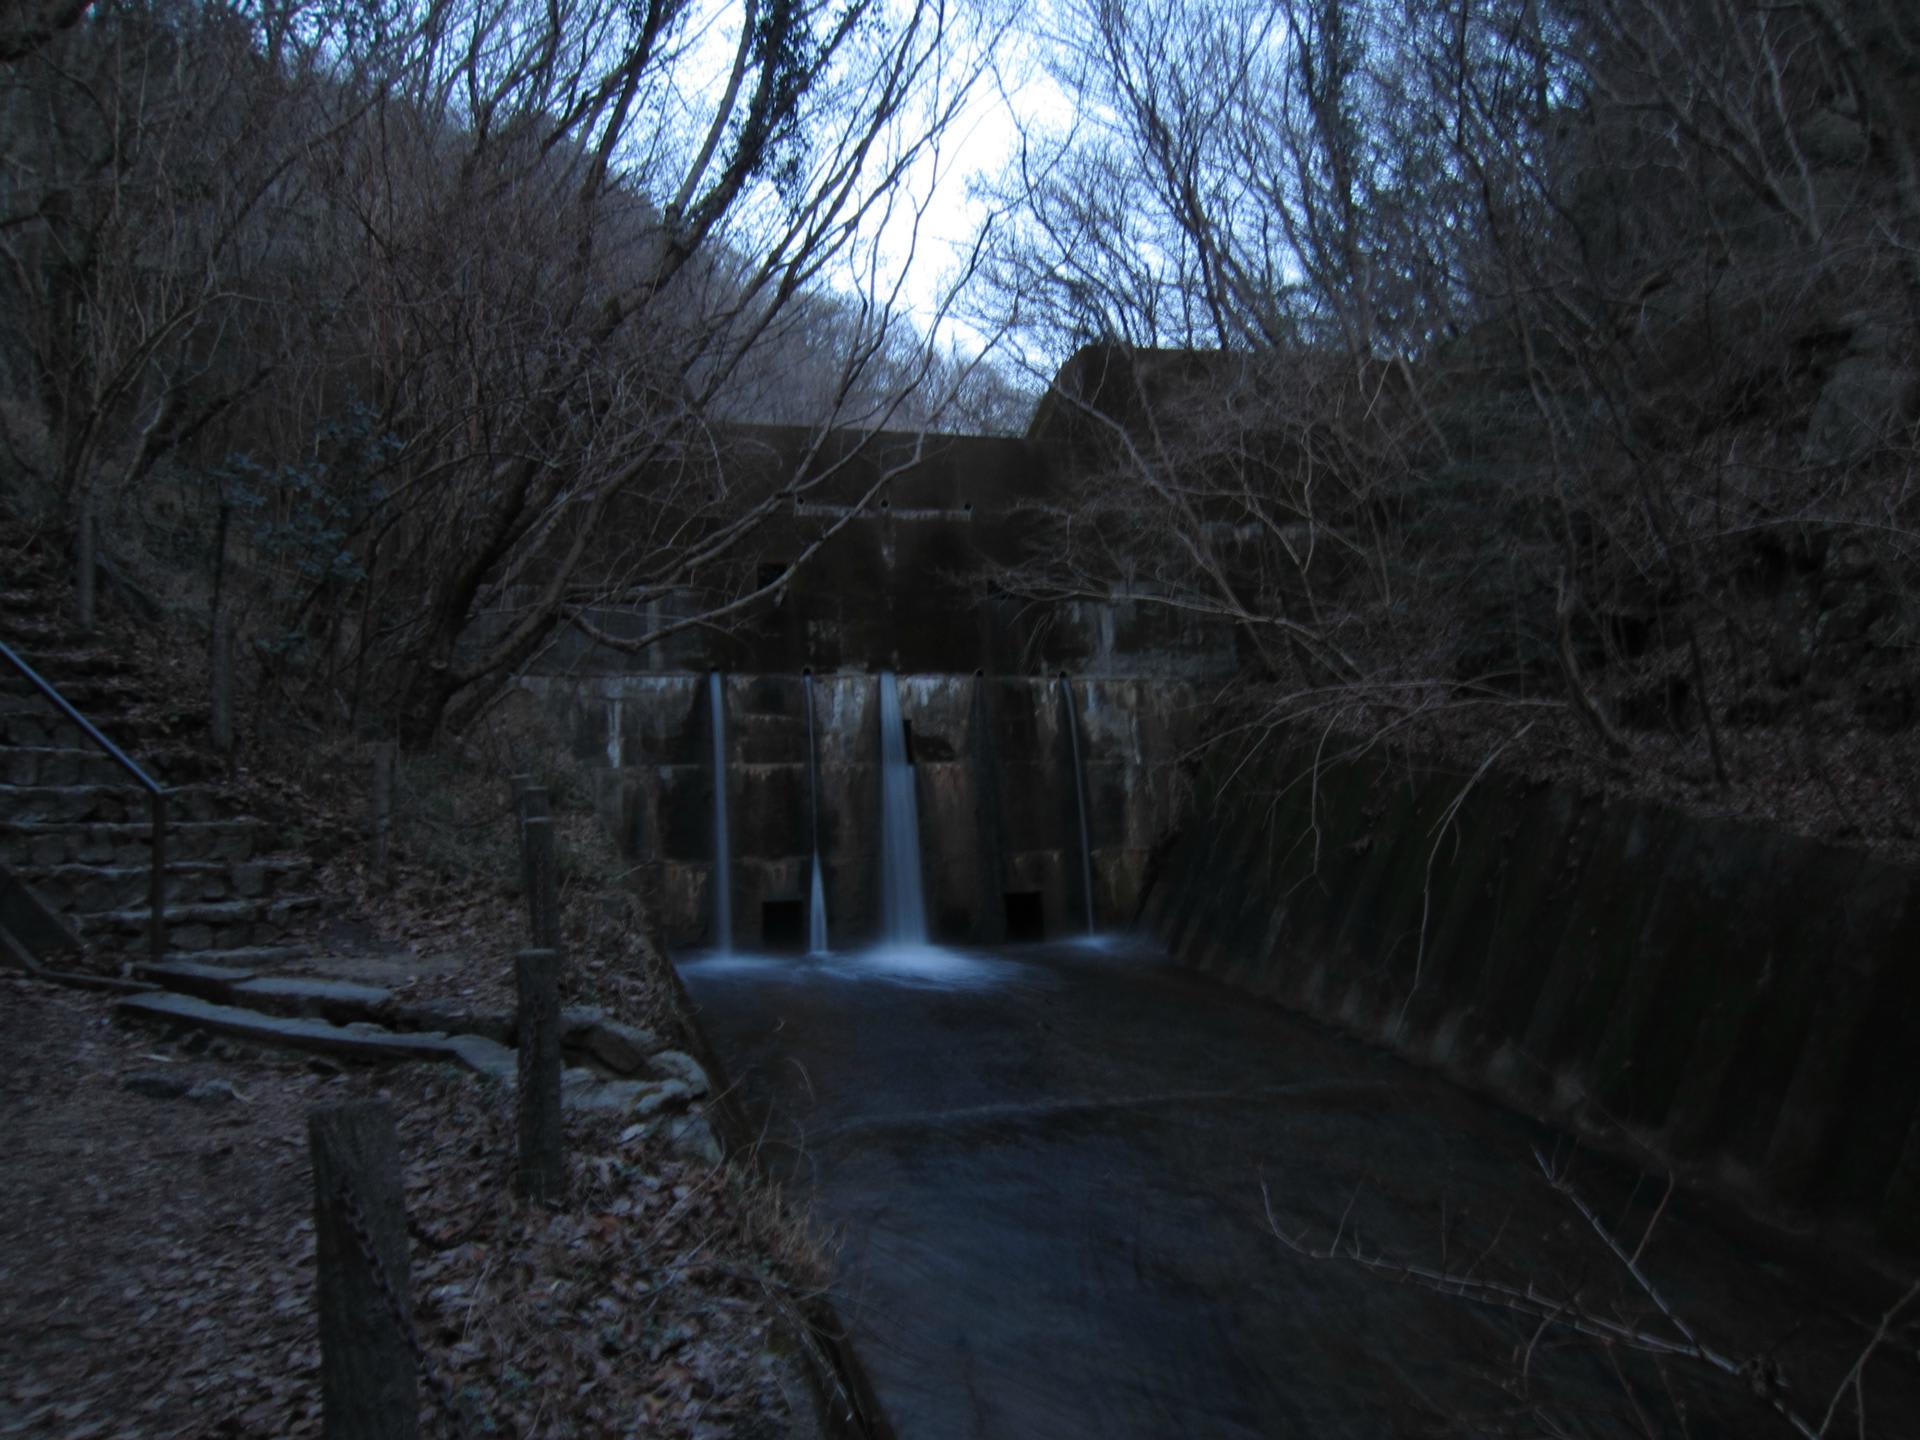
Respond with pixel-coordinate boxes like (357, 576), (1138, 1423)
(521, 670), (1194, 950)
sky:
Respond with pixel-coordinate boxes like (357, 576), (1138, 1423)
(826, 0), (1074, 356)
(666, 0), (1074, 359)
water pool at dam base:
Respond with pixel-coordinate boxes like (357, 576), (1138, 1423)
(679, 935), (1920, 1439)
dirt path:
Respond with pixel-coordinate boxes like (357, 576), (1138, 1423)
(0, 975), (819, 1439)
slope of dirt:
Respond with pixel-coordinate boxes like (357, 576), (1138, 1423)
(0, 976), (826, 1439)
(1, 512), (843, 1438)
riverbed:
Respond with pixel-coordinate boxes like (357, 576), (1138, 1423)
(680, 936), (1920, 1439)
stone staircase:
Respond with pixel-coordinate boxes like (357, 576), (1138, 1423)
(0, 566), (324, 970)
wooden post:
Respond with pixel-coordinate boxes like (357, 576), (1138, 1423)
(75, 500), (95, 634)
(512, 779), (546, 904)
(370, 743), (395, 890)
(520, 814), (559, 950)
(147, 789), (167, 969)
(514, 948), (564, 1203)
(209, 609), (233, 754)
(309, 1101), (418, 1440)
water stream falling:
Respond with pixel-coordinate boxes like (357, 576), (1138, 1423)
(708, 671), (733, 953)
(1059, 676), (1096, 935)
(804, 671), (829, 954)
(876, 671), (929, 945)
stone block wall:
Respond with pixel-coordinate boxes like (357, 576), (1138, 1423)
(521, 672), (1202, 951)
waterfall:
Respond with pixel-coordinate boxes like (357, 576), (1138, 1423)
(1060, 676), (1096, 934)
(809, 860), (829, 955)
(805, 671), (828, 954)
(708, 671), (732, 953)
(876, 671), (928, 945)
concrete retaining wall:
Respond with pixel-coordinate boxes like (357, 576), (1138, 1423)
(1142, 743), (1920, 1254)
(522, 672), (1199, 950)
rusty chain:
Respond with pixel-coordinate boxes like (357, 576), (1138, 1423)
(334, 1171), (482, 1440)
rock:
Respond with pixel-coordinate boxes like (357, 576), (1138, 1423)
(647, 1049), (711, 1097)
(570, 1017), (661, 1076)
(115, 992), (465, 1065)
(134, 961), (255, 1003)
(615, 1106), (723, 1164)
(661, 1112), (723, 1166)
(574, 1074), (695, 1118)
(564, 1076), (651, 1113)
(445, 1034), (515, 1084)
(392, 1003), (512, 1045)
(186, 1079), (244, 1104)
(631, 1078), (694, 1118)
(122, 1070), (191, 1100)
(230, 977), (392, 1025)
(560, 1006), (608, 1037)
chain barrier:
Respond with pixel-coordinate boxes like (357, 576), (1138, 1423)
(335, 1172), (482, 1440)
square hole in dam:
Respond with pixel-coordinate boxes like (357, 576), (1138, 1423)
(1003, 891), (1046, 942)
(761, 899), (806, 951)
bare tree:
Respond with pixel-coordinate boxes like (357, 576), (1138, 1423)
(0, 0), (1019, 745)
(968, 0), (1920, 849)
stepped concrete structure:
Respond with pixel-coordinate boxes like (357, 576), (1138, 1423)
(492, 414), (1243, 951)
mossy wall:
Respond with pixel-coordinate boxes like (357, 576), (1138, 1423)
(1143, 745), (1920, 1254)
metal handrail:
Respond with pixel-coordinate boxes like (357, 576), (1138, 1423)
(0, 637), (167, 965)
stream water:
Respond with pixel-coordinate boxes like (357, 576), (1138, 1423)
(680, 936), (1920, 1439)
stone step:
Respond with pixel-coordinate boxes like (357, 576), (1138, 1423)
(0, 705), (176, 749)
(0, 644), (130, 681)
(146, 944), (315, 969)
(113, 991), (508, 1073)
(129, 962), (393, 1024)
(0, 671), (148, 713)
(130, 959), (260, 1000)
(0, 606), (104, 641)
(0, 818), (264, 868)
(0, 745), (158, 788)
(13, 858), (311, 912)
(80, 894), (323, 954)
(1, 743), (224, 786)
(0, 586), (57, 613)
(0, 783), (223, 825)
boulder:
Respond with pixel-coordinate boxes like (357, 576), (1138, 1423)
(647, 1049), (712, 1096)
(569, 1016), (662, 1076)
(631, 1078), (694, 1118)
(661, 1112), (723, 1166)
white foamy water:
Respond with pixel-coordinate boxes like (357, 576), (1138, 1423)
(680, 943), (1040, 992)
(876, 671), (928, 945)
(809, 855), (830, 955)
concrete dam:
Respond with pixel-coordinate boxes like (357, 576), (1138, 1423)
(508, 423), (1236, 954)
(497, 406), (1920, 1436)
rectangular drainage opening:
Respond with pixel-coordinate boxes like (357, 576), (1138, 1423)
(1003, 891), (1045, 942)
(761, 899), (805, 951)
